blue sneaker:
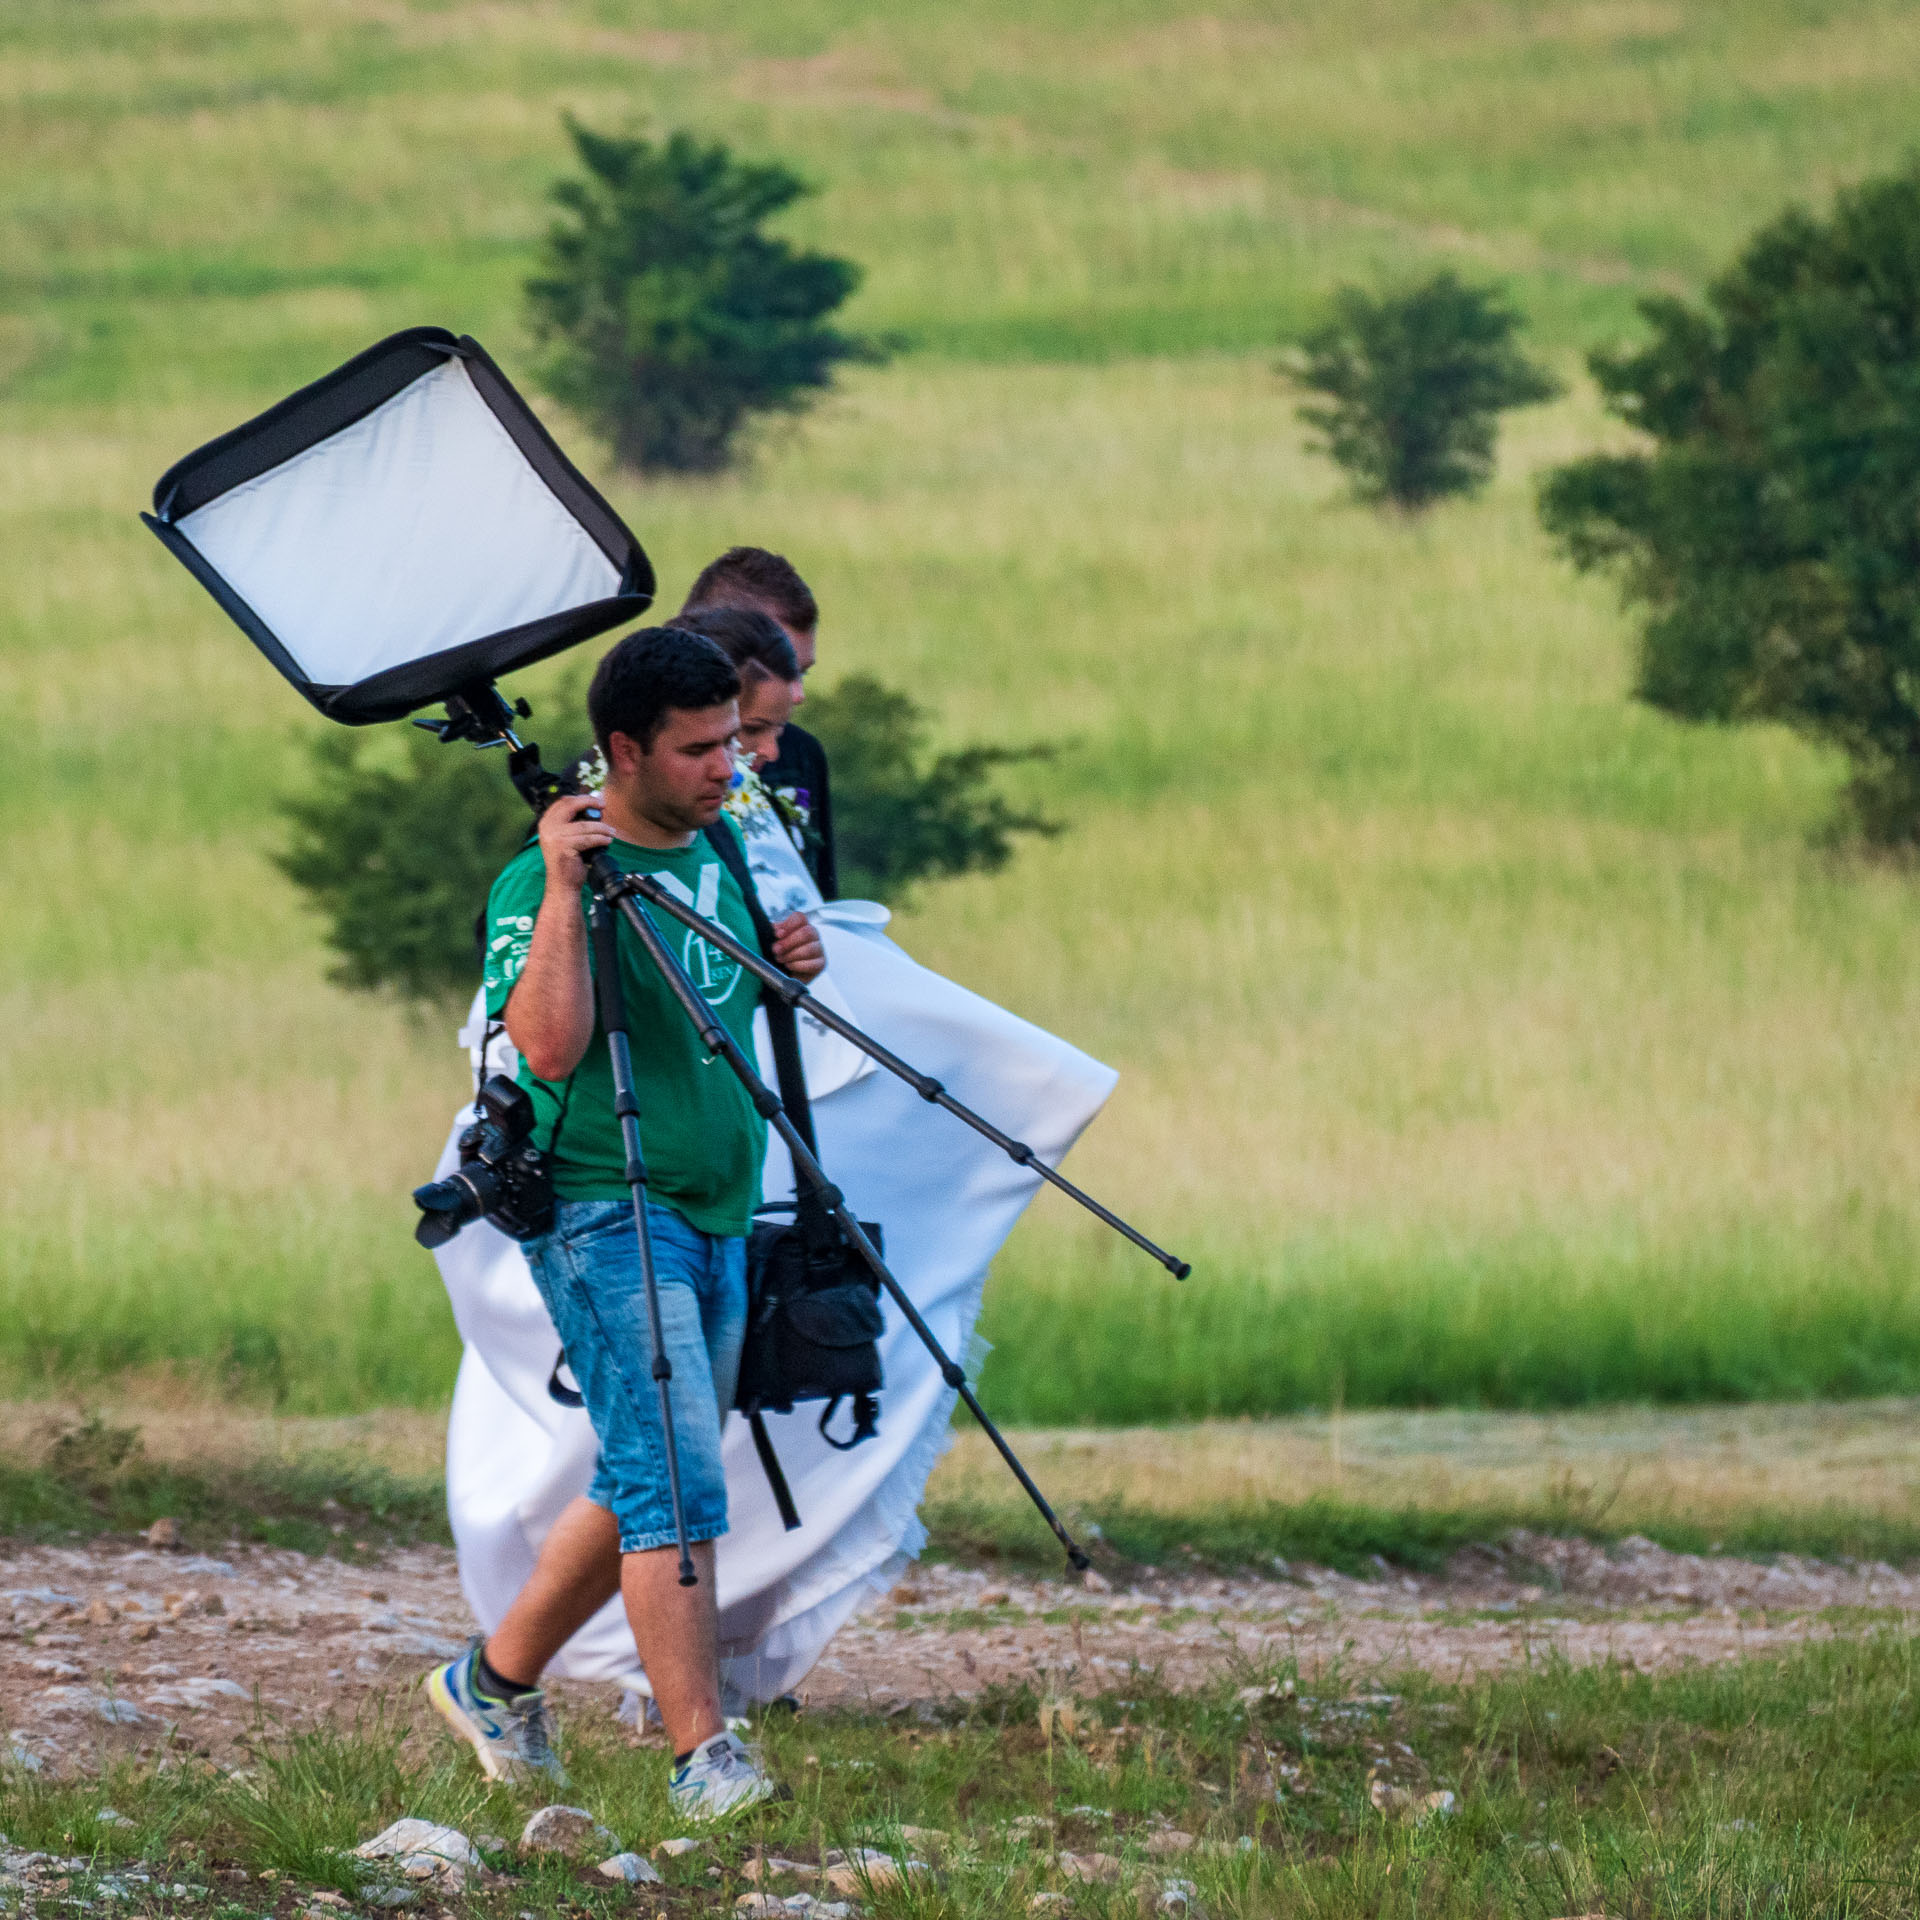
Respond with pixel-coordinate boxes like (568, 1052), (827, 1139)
(425, 1647), (567, 1785)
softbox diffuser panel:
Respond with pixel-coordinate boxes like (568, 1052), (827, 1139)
(144, 327), (653, 723)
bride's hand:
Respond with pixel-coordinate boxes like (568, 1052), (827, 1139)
(771, 911), (826, 981)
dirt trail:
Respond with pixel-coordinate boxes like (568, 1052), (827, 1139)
(4, 1533), (1914, 1775)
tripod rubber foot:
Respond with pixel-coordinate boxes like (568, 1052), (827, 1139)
(1067, 1548), (1092, 1572)
(677, 1569), (698, 1588)
(1169, 1259), (1193, 1280)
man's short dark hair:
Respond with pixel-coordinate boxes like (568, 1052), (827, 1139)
(588, 626), (740, 752)
(674, 604), (801, 686)
(679, 546), (818, 634)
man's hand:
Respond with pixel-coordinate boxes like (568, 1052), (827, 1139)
(507, 791), (609, 1082)
(538, 790), (615, 891)
(772, 911), (826, 981)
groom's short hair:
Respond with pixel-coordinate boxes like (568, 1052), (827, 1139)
(589, 625), (740, 752)
(680, 546), (818, 635)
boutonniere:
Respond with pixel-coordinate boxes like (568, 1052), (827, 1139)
(766, 782), (811, 833)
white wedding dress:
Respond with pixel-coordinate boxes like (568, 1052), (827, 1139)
(429, 798), (1116, 1705)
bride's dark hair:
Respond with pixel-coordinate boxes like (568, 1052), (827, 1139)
(673, 603), (801, 687)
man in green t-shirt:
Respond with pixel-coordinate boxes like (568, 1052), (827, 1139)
(425, 626), (824, 1819)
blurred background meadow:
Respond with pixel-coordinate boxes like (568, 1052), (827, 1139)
(8, 0), (1920, 1418)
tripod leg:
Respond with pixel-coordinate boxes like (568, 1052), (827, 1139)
(617, 870), (1189, 1280)
(592, 901), (697, 1589)
(597, 875), (1095, 1575)
(777, 1122), (1091, 1574)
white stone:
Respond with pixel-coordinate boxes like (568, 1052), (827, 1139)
(354, 1818), (481, 1891)
(596, 1854), (663, 1885)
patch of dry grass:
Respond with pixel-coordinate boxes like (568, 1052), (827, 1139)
(938, 1400), (1920, 1543)
(12, 1394), (1920, 1557)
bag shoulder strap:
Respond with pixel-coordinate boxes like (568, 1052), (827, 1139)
(701, 822), (818, 1158)
(701, 822), (841, 1261)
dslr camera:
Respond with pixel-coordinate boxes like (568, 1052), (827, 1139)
(412, 1074), (555, 1247)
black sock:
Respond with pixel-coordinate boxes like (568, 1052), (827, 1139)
(673, 1749), (694, 1768)
(475, 1649), (534, 1700)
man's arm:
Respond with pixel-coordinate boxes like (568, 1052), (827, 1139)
(504, 792), (613, 1082)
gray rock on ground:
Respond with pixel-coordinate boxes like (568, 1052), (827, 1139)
(520, 1805), (620, 1858)
(820, 1846), (930, 1895)
(596, 1853), (664, 1885)
(1058, 1851), (1124, 1884)
(1146, 1877), (1205, 1917)
(353, 1817), (481, 1891)
(735, 1897), (852, 1918)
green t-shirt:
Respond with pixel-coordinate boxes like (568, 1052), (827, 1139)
(482, 825), (766, 1236)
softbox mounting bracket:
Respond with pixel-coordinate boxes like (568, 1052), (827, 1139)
(143, 326), (653, 724)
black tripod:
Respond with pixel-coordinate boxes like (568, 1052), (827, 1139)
(424, 682), (1190, 1577)
(585, 896), (698, 1588)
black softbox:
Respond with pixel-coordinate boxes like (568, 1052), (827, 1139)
(143, 327), (653, 724)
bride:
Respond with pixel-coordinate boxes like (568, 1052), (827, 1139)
(429, 639), (1115, 1710)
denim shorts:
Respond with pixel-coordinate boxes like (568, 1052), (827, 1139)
(524, 1199), (747, 1553)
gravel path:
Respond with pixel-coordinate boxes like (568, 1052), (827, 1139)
(4, 1532), (1916, 1776)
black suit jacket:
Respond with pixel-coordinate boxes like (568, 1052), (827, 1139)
(756, 721), (837, 901)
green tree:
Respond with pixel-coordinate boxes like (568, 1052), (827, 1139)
(802, 675), (1061, 904)
(1539, 163), (1920, 846)
(276, 680), (1059, 1001)
(1292, 271), (1559, 510)
(526, 120), (880, 474)
(276, 729), (533, 1005)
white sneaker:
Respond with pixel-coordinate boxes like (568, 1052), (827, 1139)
(424, 1647), (567, 1785)
(668, 1731), (782, 1822)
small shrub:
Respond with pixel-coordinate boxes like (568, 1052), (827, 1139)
(802, 674), (1062, 903)
(526, 119), (882, 474)
(275, 727), (532, 1005)
(1291, 270), (1559, 510)
(1540, 161), (1920, 848)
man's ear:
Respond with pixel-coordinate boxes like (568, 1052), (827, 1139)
(606, 730), (646, 779)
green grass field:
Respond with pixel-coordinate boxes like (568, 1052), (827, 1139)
(14, 1638), (1920, 1920)
(9, 0), (1920, 1416)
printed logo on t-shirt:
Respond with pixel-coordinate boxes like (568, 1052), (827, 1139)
(651, 862), (745, 1007)
(484, 912), (537, 998)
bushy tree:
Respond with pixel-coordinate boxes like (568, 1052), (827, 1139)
(1540, 163), (1920, 846)
(276, 729), (533, 1004)
(275, 679), (1058, 1000)
(784, 675), (1060, 905)
(1292, 271), (1559, 510)
(526, 120), (880, 474)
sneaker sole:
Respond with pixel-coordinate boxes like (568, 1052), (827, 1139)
(424, 1665), (524, 1784)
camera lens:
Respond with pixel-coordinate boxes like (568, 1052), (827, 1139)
(411, 1164), (503, 1248)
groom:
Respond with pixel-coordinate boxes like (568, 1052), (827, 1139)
(425, 626), (823, 1818)
(679, 546), (838, 899)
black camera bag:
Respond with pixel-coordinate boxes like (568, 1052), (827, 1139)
(702, 825), (884, 1531)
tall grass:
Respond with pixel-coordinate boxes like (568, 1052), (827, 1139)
(7, 2), (1920, 1415)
